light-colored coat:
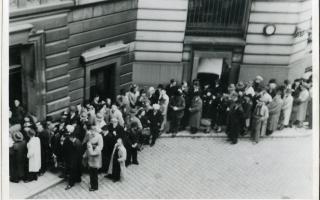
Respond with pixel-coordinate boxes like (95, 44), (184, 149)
(252, 103), (269, 142)
(108, 144), (127, 178)
(297, 89), (309, 121)
(189, 96), (203, 129)
(110, 109), (125, 127)
(281, 94), (293, 126)
(27, 136), (41, 172)
(86, 133), (103, 169)
(267, 95), (283, 131)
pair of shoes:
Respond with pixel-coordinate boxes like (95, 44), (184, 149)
(231, 141), (237, 145)
(89, 187), (98, 192)
(112, 179), (119, 183)
(65, 185), (73, 190)
(132, 161), (139, 165)
(10, 179), (19, 183)
(23, 179), (33, 183)
(105, 174), (114, 180)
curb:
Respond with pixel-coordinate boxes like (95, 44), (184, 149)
(26, 177), (64, 199)
(159, 131), (313, 139)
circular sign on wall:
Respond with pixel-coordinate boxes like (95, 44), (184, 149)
(263, 24), (276, 36)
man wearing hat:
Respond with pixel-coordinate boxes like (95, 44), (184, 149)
(147, 104), (163, 146)
(61, 125), (75, 179)
(226, 92), (244, 144)
(65, 129), (83, 190)
(126, 122), (141, 166)
(169, 89), (185, 137)
(125, 108), (142, 131)
(10, 131), (27, 183)
(251, 95), (269, 143)
(66, 105), (80, 125)
(253, 75), (264, 92)
(189, 92), (203, 134)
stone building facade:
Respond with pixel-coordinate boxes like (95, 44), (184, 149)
(9, 0), (312, 120)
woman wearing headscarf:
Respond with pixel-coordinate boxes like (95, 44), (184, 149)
(266, 88), (283, 135)
(107, 138), (127, 182)
(279, 88), (293, 130)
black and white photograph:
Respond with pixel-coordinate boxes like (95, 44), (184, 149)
(1, 0), (319, 199)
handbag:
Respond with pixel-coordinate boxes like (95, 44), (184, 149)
(201, 118), (211, 127)
(141, 127), (150, 136)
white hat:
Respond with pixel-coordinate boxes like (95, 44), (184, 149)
(66, 125), (75, 133)
(153, 104), (160, 110)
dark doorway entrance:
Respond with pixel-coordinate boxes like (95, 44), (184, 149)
(196, 61), (229, 92)
(197, 73), (219, 89)
(9, 46), (23, 109)
(90, 64), (116, 101)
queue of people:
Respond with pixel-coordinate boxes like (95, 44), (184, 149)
(9, 74), (312, 190)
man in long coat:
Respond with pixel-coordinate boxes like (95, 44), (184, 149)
(169, 89), (185, 137)
(36, 121), (51, 175)
(188, 92), (203, 134)
(65, 131), (83, 190)
(226, 93), (244, 144)
(10, 131), (27, 183)
(266, 89), (283, 135)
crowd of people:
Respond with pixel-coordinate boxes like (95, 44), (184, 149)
(9, 74), (312, 191)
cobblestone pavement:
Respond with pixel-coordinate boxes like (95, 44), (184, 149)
(33, 135), (313, 199)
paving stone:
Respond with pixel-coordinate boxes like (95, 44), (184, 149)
(33, 134), (313, 199)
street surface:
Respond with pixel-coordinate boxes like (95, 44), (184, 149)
(33, 135), (313, 199)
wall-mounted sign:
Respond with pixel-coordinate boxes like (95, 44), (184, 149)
(263, 24), (276, 36)
(294, 27), (305, 38)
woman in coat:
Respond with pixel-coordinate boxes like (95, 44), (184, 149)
(279, 88), (293, 129)
(107, 138), (127, 182)
(84, 126), (103, 191)
(251, 96), (269, 143)
(10, 131), (27, 183)
(296, 83), (310, 128)
(188, 92), (203, 134)
(26, 129), (41, 182)
(266, 89), (283, 135)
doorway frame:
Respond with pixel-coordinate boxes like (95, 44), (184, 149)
(191, 51), (232, 81)
(9, 25), (47, 120)
(83, 56), (121, 102)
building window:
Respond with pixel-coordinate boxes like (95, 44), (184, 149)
(10, 0), (61, 9)
(186, 0), (252, 37)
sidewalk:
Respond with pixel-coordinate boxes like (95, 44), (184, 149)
(10, 125), (312, 199)
(160, 124), (313, 139)
(10, 171), (63, 199)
